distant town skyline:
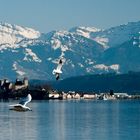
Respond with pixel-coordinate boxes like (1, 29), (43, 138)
(0, 0), (140, 32)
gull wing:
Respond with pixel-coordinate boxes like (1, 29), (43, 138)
(9, 104), (22, 107)
(9, 104), (31, 111)
(56, 59), (63, 71)
(19, 94), (32, 106)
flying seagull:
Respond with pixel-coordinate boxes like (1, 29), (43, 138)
(9, 94), (32, 111)
(52, 59), (63, 80)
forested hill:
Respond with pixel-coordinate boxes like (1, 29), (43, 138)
(51, 72), (140, 94)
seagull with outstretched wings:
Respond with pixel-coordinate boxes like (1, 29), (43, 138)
(52, 59), (63, 80)
(9, 94), (32, 111)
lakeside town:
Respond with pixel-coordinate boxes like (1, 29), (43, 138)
(0, 77), (140, 101)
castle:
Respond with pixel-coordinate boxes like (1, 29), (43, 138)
(0, 77), (28, 91)
(14, 77), (28, 90)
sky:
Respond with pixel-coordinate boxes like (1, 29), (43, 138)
(0, 0), (140, 32)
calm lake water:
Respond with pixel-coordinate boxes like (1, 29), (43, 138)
(0, 100), (139, 140)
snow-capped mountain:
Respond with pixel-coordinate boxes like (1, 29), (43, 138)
(91, 21), (140, 49)
(97, 33), (140, 73)
(0, 21), (140, 80)
(69, 26), (101, 39)
(0, 22), (40, 50)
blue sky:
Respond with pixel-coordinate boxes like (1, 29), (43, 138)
(0, 0), (140, 32)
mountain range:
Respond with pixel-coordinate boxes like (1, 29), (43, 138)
(0, 21), (140, 80)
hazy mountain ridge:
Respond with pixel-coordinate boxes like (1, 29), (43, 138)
(0, 21), (140, 80)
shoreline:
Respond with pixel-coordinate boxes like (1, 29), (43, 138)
(1, 90), (140, 100)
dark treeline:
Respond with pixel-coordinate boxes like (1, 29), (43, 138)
(51, 72), (140, 94)
(0, 84), (52, 100)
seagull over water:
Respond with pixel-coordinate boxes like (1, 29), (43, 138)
(52, 59), (64, 80)
(9, 94), (32, 111)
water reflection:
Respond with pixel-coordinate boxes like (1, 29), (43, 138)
(0, 100), (139, 140)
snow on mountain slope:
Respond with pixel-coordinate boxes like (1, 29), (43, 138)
(132, 32), (140, 47)
(0, 21), (140, 80)
(98, 33), (140, 73)
(0, 23), (40, 47)
(23, 48), (42, 62)
(41, 30), (104, 57)
(91, 21), (140, 49)
(0, 23), (105, 80)
(69, 26), (101, 39)
(93, 64), (120, 73)
(37, 30), (105, 79)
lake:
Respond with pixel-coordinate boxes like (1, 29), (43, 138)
(0, 100), (139, 140)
